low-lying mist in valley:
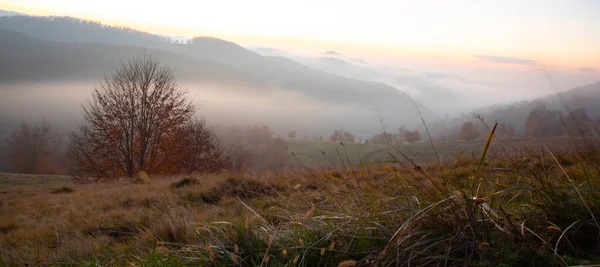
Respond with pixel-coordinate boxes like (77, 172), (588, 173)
(0, 81), (417, 141)
(252, 46), (600, 118)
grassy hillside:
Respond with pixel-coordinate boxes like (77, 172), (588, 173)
(2, 136), (600, 266)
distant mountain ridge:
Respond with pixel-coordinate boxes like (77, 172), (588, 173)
(0, 10), (24, 17)
(0, 14), (430, 125)
(251, 46), (468, 115)
(0, 29), (262, 88)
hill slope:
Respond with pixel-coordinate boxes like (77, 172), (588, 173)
(0, 29), (261, 87)
(431, 81), (600, 137)
(0, 15), (428, 121)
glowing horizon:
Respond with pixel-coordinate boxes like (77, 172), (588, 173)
(1, 0), (600, 69)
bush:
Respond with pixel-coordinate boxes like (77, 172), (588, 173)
(459, 121), (479, 140)
(170, 177), (198, 189)
(51, 186), (74, 194)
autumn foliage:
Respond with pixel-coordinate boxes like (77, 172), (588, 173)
(329, 129), (355, 143)
(496, 122), (515, 139)
(369, 132), (395, 145)
(524, 104), (564, 137)
(564, 108), (594, 137)
(159, 120), (230, 174)
(459, 121), (479, 141)
(68, 54), (227, 180)
(402, 129), (421, 144)
(215, 124), (290, 172)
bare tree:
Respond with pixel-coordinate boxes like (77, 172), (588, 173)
(69, 54), (224, 179)
(5, 120), (61, 174)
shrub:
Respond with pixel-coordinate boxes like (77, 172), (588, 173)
(51, 186), (74, 194)
(459, 121), (479, 140)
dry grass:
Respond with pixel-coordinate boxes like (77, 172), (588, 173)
(1, 138), (600, 266)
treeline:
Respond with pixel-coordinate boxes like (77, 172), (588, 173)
(0, 15), (176, 47)
(3, 105), (598, 176)
(437, 104), (599, 142)
(0, 121), (293, 176)
(285, 127), (423, 145)
(283, 103), (600, 145)
(430, 82), (600, 139)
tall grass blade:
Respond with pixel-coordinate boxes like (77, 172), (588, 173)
(543, 145), (600, 230)
(341, 142), (357, 179)
(412, 100), (443, 174)
(554, 220), (580, 257)
(336, 148), (348, 171)
(382, 195), (455, 254)
(475, 122), (497, 175)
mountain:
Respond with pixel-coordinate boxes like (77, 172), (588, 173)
(171, 37), (416, 107)
(0, 10), (24, 17)
(0, 29), (262, 88)
(320, 51), (368, 65)
(0, 15), (173, 47)
(288, 53), (467, 115)
(0, 14), (428, 123)
(251, 47), (288, 56)
(309, 57), (379, 81)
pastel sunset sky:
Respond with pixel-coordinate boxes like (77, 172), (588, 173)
(2, 0), (599, 70)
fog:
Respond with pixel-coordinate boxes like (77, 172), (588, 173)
(0, 81), (415, 140)
(253, 47), (600, 117)
(1, 13), (599, 150)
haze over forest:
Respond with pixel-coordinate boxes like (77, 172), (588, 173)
(1, 2), (600, 172)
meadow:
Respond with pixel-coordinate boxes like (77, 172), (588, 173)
(1, 134), (600, 266)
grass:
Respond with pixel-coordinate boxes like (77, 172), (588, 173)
(0, 172), (71, 191)
(284, 136), (583, 169)
(1, 136), (600, 266)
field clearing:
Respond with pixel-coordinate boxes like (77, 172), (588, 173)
(284, 136), (588, 169)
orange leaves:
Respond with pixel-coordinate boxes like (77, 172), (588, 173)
(68, 54), (230, 180)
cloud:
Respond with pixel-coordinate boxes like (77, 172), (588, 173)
(474, 55), (538, 65)
(578, 67), (596, 73)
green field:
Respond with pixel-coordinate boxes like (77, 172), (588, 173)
(285, 138), (477, 167)
(284, 136), (572, 170)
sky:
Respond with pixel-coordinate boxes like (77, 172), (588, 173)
(2, 0), (600, 70)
